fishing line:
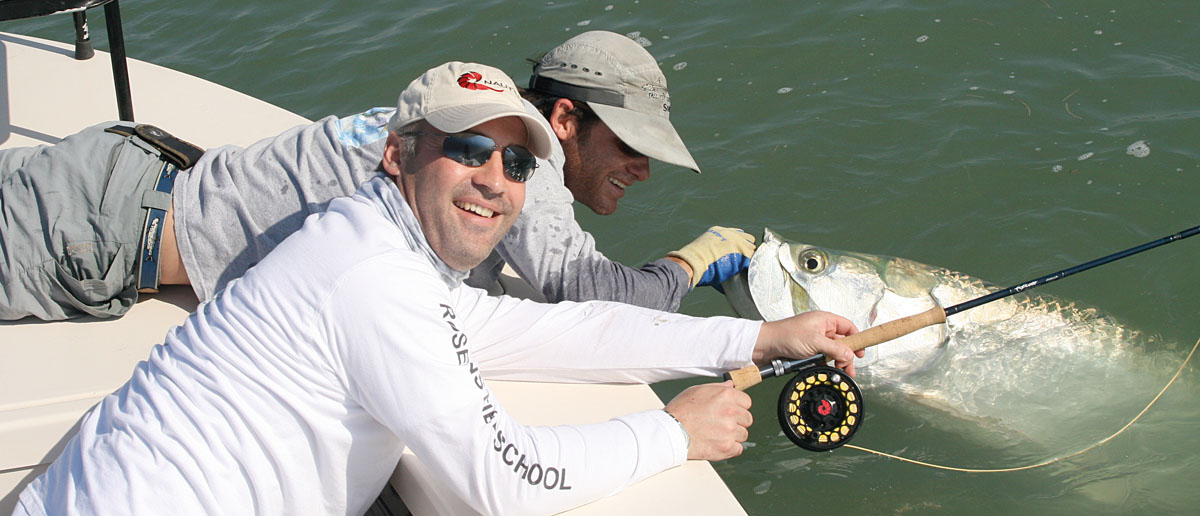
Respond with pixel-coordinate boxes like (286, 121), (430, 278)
(841, 336), (1199, 473)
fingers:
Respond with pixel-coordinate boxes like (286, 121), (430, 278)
(800, 312), (862, 377)
(834, 355), (857, 378)
(754, 311), (865, 378)
(818, 335), (860, 377)
(827, 312), (859, 337)
(718, 381), (753, 410)
(666, 382), (755, 461)
(823, 333), (864, 378)
(670, 226), (758, 288)
(709, 226), (757, 255)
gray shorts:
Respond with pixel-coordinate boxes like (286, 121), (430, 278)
(0, 123), (174, 320)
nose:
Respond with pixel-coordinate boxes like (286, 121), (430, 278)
(628, 156), (650, 182)
(472, 150), (509, 195)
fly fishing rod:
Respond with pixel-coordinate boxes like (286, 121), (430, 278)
(724, 223), (1200, 451)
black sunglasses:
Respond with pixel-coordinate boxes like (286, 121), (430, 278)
(408, 131), (538, 182)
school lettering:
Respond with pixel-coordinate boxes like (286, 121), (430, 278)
(502, 443), (572, 490)
(439, 304), (573, 491)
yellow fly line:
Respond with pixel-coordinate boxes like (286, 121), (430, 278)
(843, 337), (1200, 473)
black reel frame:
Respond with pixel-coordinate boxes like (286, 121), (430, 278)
(777, 365), (865, 452)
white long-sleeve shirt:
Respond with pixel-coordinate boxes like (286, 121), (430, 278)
(17, 176), (759, 516)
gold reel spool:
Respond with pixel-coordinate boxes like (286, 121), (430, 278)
(777, 366), (864, 451)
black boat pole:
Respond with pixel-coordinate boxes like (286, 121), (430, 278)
(727, 224), (1200, 390)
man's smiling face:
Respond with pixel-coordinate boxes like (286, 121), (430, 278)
(561, 118), (651, 216)
(384, 116), (529, 271)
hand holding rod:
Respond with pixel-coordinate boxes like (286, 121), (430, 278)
(725, 224), (1200, 390)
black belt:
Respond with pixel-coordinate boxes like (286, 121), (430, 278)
(105, 124), (203, 293)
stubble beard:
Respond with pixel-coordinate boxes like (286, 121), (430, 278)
(561, 137), (615, 216)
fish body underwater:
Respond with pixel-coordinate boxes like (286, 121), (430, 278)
(724, 229), (1176, 448)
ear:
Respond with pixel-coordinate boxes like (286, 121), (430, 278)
(548, 98), (579, 142)
(381, 131), (406, 178)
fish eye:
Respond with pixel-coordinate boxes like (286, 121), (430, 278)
(798, 249), (827, 274)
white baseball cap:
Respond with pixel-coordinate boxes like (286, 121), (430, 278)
(389, 61), (554, 159)
(528, 31), (700, 173)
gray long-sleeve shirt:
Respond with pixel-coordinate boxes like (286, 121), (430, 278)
(173, 103), (689, 310)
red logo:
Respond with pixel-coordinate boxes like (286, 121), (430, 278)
(817, 399), (833, 416)
(458, 72), (504, 92)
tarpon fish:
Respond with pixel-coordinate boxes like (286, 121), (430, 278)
(724, 229), (1164, 443)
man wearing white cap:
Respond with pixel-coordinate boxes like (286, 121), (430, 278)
(14, 62), (860, 515)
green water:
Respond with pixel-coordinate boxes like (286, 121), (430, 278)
(7, 1), (1198, 514)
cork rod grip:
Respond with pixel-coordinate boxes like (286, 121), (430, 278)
(728, 364), (765, 391)
(840, 306), (947, 352)
(726, 306), (948, 391)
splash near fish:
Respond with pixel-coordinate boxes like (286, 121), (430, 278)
(723, 228), (1192, 450)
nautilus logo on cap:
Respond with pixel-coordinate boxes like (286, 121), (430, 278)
(457, 72), (507, 92)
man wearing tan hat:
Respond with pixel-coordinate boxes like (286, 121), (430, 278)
(14, 62), (860, 515)
(0, 31), (745, 321)
(473, 30), (754, 312)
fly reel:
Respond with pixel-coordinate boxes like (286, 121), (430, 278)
(777, 365), (864, 451)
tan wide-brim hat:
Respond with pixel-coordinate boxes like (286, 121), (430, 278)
(390, 61), (554, 159)
(529, 31), (700, 173)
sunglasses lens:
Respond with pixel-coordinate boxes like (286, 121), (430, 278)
(440, 133), (536, 182)
(442, 134), (494, 167)
(502, 146), (537, 182)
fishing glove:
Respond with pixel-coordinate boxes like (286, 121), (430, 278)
(668, 226), (756, 291)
